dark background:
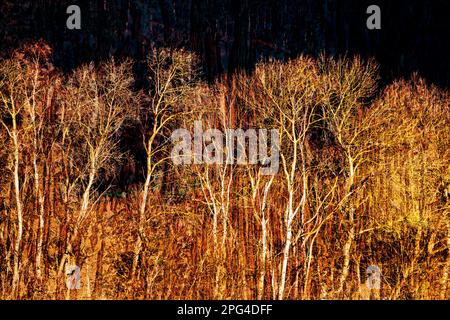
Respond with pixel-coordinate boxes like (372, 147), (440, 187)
(1, 0), (449, 87)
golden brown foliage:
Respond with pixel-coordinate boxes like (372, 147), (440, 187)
(0, 43), (449, 299)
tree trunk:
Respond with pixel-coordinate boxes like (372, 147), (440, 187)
(11, 118), (23, 297)
(337, 156), (356, 297)
(132, 141), (153, 279)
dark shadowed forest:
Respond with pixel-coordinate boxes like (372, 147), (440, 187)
(2, 0), (449, 85)
(0, 1), (449, 300)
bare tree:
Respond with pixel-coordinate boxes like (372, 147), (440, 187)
(18, 44), (54, 281)
(57, 60), (135, 279)
(319, 56), (379, 296)
(132, 48), (199, 279)
(239, 57), (320, 299)
(0, 59), (26, 296)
